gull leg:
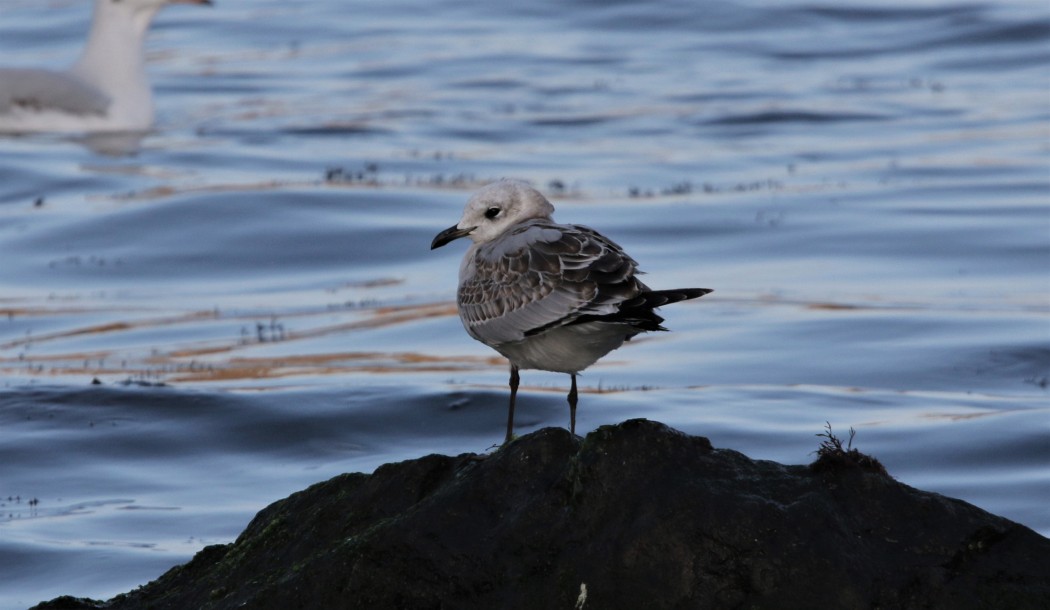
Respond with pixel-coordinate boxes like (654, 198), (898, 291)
(568, 374), (578, 436)
(506, 363), (520, 444)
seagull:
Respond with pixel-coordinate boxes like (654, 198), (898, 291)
(0, 0), (212, 134)
(431, 180), (712, 443)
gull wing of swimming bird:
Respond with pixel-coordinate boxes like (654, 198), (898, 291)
(0, 68), (111, 116)
(0, 0), (212, 135)
(432, 180), (712, 444)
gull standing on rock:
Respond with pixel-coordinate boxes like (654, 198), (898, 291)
(432, 180), (712, 443)
(0, 0), (212, 134)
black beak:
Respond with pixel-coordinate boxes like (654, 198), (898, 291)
(431, 224), (476, 249)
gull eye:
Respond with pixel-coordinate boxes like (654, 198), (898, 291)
(484, 207), (501, 219)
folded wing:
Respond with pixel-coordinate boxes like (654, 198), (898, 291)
(458, 220), (650, 345)
(0, 68), (110, 116)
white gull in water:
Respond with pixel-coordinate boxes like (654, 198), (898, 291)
(0, 0), (212, 134)
(431, 180), (712, 443)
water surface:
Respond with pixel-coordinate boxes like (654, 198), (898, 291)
(1, 0), (1048, 607)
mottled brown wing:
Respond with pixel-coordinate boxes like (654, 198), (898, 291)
(458, 220), (647, 345)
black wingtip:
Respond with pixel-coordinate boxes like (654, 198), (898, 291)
(646, 288), (712, 306)
(685, 288), (713, 299)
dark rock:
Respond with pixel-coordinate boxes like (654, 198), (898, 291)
(29, 598), (106, 610)
(31, 419), (1050, 610)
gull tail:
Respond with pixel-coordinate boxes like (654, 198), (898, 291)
(639, 288), (713, 308)
(564, 288), (713, 333)
(618, 288), (712, 331)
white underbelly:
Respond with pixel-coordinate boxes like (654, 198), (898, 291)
(491, 322), (637, 374)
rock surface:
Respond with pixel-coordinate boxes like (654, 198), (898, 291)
(33, 419), (1050, 610)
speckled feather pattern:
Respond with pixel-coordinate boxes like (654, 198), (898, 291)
(458, 219), (649, 347)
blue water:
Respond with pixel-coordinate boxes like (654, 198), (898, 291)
(1, 0), (1048, 607)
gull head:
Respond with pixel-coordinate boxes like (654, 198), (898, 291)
(431, 181), (556, 249)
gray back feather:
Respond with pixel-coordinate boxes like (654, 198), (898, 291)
(0, 68), (110, 115)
